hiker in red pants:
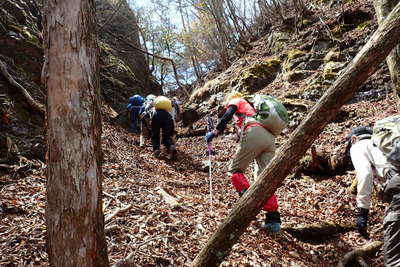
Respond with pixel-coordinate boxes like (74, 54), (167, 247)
(205, 91), (282, 233)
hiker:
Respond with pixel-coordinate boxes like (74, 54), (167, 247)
(205, 91), (285, 233)
(139, 94), (156, 148)
(347, 117), (400, 266)
(347, 126), (386, 239)
(151, 96), (177, 160)
(171, 97), (182, 122)
(127, 94), (145, 134)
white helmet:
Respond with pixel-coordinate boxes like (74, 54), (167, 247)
(146, 94), (156, 102)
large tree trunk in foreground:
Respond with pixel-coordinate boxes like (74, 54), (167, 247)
(374, 0), (400, 110)
(43, 0), (109, 266)
(191, 3), (400, 266)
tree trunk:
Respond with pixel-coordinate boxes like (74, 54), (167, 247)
(42, 0), (109, 266)
(374, 0), (400, 110)
(191, 3), (400, 266)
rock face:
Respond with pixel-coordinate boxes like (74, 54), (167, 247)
(0, 0), (160, 163)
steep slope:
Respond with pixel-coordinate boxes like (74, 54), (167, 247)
(0, 0), (398, 266)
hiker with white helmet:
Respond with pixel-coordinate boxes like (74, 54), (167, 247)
(205, 91), (289, 233)
(151, 96), (177, 160)
(139, 94), (156, 148)
(347, 117), (400, 266)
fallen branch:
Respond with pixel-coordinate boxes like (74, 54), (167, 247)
(111, 252), (135, 267)
(103, 29), (190, 97)
(337, 241), (383, 267)
(156, 186), (180, 208)
(282, 221), (355, 242)
(0, 59), (45, 115)
(104, 204), (133, 224)
(104, 224), (118, 234)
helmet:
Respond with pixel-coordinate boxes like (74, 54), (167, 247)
(146, 94), (156, 102)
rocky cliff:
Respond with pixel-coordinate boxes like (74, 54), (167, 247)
(0, 0), (160, 163)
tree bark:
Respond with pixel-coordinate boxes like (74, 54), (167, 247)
(42, 0), (109, 266)
(191, 3), (400, 266)
(374, 0), (400, 110)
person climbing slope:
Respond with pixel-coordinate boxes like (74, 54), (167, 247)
(151, 96), (177, 160)
(127, 94), (145, 134)
(205, 91), (286, 233)
(139, 94), (156, 148)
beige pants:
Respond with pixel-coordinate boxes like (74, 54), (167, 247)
(229, 125), (275, 178)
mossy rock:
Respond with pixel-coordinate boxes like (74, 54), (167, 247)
(314, 0), (333, 5)
(268, 31), (291, 54)
(323, 61), (346, 81)
(239, 57), (281, 93)
(284, 70), (314, 82)
(324, 49), (341, 63)
(357, 21), (370, 31)
(284, 50), (307, 71)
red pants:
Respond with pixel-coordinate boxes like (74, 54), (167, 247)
(231, 172), (278, 212)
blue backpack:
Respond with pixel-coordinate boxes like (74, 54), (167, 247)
(127, 95), (145, 111)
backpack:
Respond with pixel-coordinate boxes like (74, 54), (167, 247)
(245, 94), (289, 136)
(154, 96), (172, 112)
(127, 95), (145, 110)
(372, 115), (400, 170)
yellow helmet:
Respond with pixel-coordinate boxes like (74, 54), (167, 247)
(154, 96), (172, 112)
(224, 91), (243, 106)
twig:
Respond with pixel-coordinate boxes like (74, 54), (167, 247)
(98, 0), (124, 32)
(105, 204), (133, 224)
(0, 59), (45, 115)
(103, 29), (189, 97)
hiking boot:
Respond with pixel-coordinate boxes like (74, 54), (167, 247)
(169, 145), (177, 160)
(260, 222), (281, 233)
(154, 150), (161, 158)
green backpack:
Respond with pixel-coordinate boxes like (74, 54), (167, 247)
(372, 116), (400, 154)
(245, 94), (289, 136)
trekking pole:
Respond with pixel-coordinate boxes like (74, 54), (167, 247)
(207, 116), (214, 208)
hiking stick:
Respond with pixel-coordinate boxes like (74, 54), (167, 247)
(207, 116), (214, 207)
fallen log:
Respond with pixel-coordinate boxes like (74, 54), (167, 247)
(337, 241), (383, 267)
(282, 221), (355, 242)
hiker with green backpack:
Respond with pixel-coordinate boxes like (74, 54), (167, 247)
(347, 116), (400, 266)
(205, 91), (289, 233)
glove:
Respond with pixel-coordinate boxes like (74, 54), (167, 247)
(205, 131), (216, 143)
(356, 208), (370, 239)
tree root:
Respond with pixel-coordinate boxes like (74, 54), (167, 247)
(282, 221), (355, 242)
(337, 241), (383, 267)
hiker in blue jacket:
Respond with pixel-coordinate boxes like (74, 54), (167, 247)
(127, 94), (145, 133)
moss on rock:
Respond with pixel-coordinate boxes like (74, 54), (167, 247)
(238, 57), (281, 93)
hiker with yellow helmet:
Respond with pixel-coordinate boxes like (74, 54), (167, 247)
(205, 90), (282, 233)
(151, 96), (177, 160)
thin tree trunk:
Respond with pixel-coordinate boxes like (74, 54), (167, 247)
(191, 3), (400, 266)
(42, 0), (109, 266)
(373, 0), (400, 111)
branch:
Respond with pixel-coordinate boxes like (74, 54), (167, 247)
(103, 29), (190, 97)
(104, 204), (133, 224)
(337, 241), (383, 267)
(98, 0), (124, 32)
(0, 60), (45, 115)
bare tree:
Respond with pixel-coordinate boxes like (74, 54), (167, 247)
(42, 0), (109, 266)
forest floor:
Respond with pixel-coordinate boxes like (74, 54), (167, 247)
(0, 91), (398, 266)
(1, 1), (399, 266)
